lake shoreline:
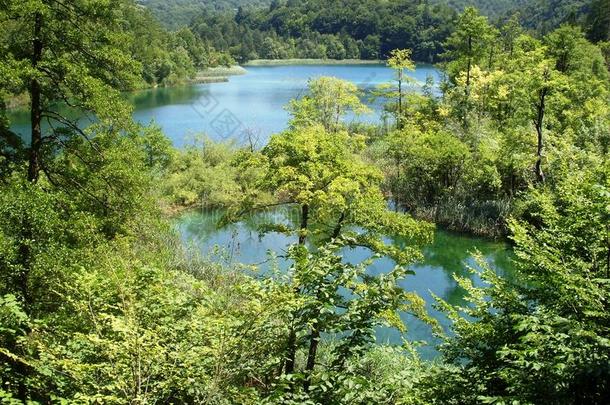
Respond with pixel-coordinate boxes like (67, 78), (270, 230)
(191, 65), (248, 83)
(243, 58), (384, 66)
(5, 65), (248, 111)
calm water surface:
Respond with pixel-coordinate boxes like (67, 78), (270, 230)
(9, 64), (441, 147)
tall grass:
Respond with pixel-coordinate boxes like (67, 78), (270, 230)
(410, 197), (513, 239)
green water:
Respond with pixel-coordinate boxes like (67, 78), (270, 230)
(176, 207), (514, 359)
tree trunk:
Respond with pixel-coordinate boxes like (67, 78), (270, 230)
(488, 44), (495, 70)
(397, 70), (403, 129)
(395, 155), (401, 212)
(303, 328), (320, 392)
(28, 12), (43, 183)
(462, 35), (473, 128)
(284, 331), (296, 374)
(298, 204), (309, 245)
(332, 211), (345, 239)
(534, 86), (548, 183)
(606, 221), (610, 278)
(285, 204), (310, 374)
(465, 35), (472, 92)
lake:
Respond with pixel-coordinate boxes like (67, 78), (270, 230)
(177, 207), (513, 359)
(9, 63), (441, 147)
(9, 63), (513, 357)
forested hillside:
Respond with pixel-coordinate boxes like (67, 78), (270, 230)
(1, 0), (609, 403)
(432, 0), (607, 40)
(122, 5), (234, 87)
(136, 0), (271, 29)
(185, 0), (608, 63)
(191, 0), (458, 62)
(433, 0), (531, 16)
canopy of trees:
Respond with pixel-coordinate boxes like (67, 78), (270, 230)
(185, 0), (609, 63)
(190, 0), (458, 63)
(136, 0), (272, 29)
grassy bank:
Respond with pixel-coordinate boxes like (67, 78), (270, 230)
(192, 65), (247, 83)
(404, 197), (512, 240)
(5, 93), (30, 110)
(244, 58), (383, 66)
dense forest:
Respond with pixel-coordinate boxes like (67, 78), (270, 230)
(136, 0), (272, 29)
(133, 0), (610, 63)
(190, 1), (458, 63)
(1, 0), (610, 404)
(183, 0), (609, 63)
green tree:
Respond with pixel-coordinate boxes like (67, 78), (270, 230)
(274, 242), (435, 400)
(443, 7), (495, 87)
(501, 13), (523, 57)
(287, 76), (371, 132)
(383, 49), (416, 129)
(432, 162), (610, 404)
(228, 122), (433, 383)
(1, 0), (141, 183)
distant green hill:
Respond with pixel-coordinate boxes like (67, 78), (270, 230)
(434, 0), (605, 40)
(432, 0), (531, 17)
(136, 0), (271, 29)
(514, 0), (590, 33)
(434, 0), (589, 23)
(141, 0), (607, 43)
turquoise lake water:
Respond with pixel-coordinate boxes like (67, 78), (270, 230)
(176, 206), (513, 359)
(9, 63), (442, 147)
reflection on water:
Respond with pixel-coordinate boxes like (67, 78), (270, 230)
(126, 85), (202, 110)
(176, 208), (514, 359)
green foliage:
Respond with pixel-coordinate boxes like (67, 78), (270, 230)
(136, 0), (272, 30)
(373, 49), (417, 128)
(430, 162), (610, 404)
(287, 77), (371, 132)
(1, 2), (609, 403)
(41, 255), (293, 403)
(231, 121), (434, 252)
(190, 0), (458, 63)
(436, 0), (606, 43)
(142, 0), (610, 66)
(122, 5), (233, 87)
(442, 7), (498, 85)
(367, 8), (609, 236)
(268, 242), (434, 403)
(162, 137), (245, 208)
